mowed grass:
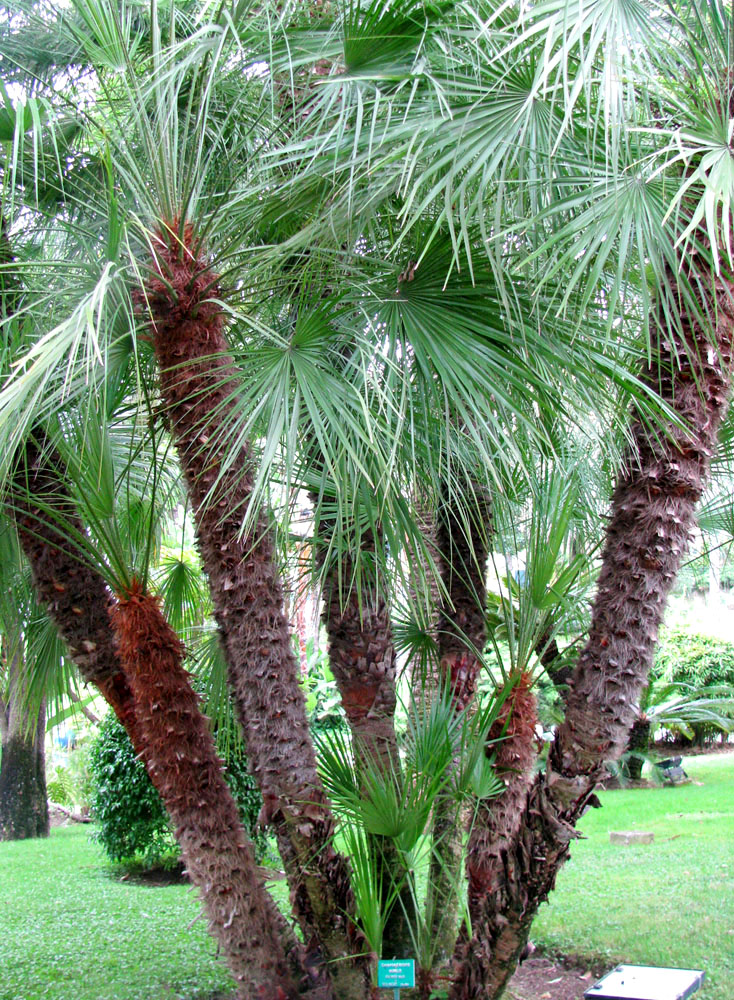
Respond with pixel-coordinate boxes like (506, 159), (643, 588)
(531, 752), (734, 1000)
(0, 825), (235, 1000)
(1, 755), (732, 1000)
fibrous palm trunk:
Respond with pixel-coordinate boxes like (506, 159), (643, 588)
(9, 436), (141, 745)
(450, 263), (734, 999)
(321, 540), (400, 776)
(0, 646), (48, 840)
(319, 529), (414, 959)
(427, 479), (491, 966)
(10, 440), (317, 997)
(143, 223), (369, 997)
(450, 674), (538, 999)
(110, 583), (303, 1000)
(625, 718), (652, 781)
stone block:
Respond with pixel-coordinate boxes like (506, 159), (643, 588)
(609, 830), (654, 845)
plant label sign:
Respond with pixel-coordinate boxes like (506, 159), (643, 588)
(378, 959), (415, 997)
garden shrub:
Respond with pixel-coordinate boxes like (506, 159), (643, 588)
(89, 713), (177, 866)
(652, 628), (734, 745)
(653, 628), (734, 687)
(89, 711), (266, 868)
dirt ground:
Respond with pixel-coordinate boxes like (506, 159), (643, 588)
(207, 955), (600, 1000)
(507, 954), (600, 1000)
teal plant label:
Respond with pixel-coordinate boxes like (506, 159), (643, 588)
(377, 960), (415, 989)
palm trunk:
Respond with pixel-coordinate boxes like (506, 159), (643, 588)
(450, 674), (537, 999)
(110, 584), (303, 1000)
(143, 223), (369, 997)
(427, 479), (491, 967)
(10, 439), (316, 996)
(450, 263), (734, 999)
(9, 436), (142, 747)
(536, 631), (574, 697)
(321, 542), (400, 776)
(319, 532), (414, 959)
(0, 646), (48, 840)
(625, 718), (651, 781)
(435, 481), (492, 712)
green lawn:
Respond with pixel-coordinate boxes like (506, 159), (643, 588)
(1, 753), (731, 999)
(531, 751), (734, 1000)
(0, 826), (235, 1000)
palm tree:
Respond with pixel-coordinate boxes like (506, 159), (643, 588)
(2, 3), (734, 999)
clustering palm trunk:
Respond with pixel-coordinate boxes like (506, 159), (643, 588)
(625, 717), (652, 780)
(427, 478), (492, 965)
(449, 264), (734, 999)
(435, 481), (492, 712)
(9, 437), (141, 745)
(321, 541), (400, 776)
(319, 530), (414, 959)
(143, 223), (369, 996)
(0, 647), (48, 841)
(110, 583), (305, 1000)
(10, 440), (330, 997)
(450, 674), (538, 999)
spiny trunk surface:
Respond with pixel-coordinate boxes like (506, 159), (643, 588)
(9, 437), (142, 747)
(11, 441), (318, 994)
(450, 267), (734, 999)
(321, 545), (400, 776)
(111, 586), (305, 1000)
(436, 480), (491, 711)
(450, 675), (538, 999)
(143, 224), (369, 997)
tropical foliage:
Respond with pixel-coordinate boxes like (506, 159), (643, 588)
(1, 1), (734, 999)
(654, 627), (734, 688)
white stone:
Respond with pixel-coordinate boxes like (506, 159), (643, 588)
(609, 830), (655, 845)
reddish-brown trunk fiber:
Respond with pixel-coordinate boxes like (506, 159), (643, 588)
(450, 265), (734, 999)
(110, 584), (303, 1000)
(142, 223), (369, 997)
(319, 533), (414, 959)
(321, 545), (400, 777)
(9, 437), (142, 749)
(450, 674), (538, 998)
(10, 441), (322, 993)
(436, 481), (491, 711)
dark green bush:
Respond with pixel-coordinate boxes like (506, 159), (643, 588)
(88, 713), (175, 867)
(89, 711), (266, 868)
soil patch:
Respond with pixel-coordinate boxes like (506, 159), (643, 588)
(507, 955), (602, 1000)
(116, 863), (189, 886)
(194, 955), (604, 1000)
